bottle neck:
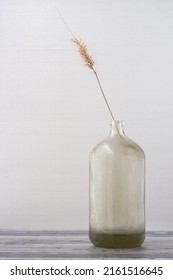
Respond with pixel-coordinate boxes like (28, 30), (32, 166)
(110, 120), (125, 137)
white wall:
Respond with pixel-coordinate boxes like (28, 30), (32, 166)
(0, 0), (173, 230)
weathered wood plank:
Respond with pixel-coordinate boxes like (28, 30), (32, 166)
(0, 231), (172, 259)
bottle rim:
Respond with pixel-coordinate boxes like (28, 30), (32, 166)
(110, 120), (124, 127)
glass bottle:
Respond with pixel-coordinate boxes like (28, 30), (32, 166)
(89, 120), (145, 248)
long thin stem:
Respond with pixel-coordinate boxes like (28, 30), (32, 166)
(92, 69), (115, 121)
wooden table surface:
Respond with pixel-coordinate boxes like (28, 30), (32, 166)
(0, 231), (172, 259)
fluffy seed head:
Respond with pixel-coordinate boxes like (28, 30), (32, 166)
(72, 38), (94, 69)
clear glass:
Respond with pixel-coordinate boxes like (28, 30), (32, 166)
(89, 120), (145, 248)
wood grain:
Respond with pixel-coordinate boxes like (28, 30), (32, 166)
(0, 231), (172, 259)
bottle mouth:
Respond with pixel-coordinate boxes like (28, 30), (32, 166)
(110, 120), (124, 127)
(110, 120), (125, 137)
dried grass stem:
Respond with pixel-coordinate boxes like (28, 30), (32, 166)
(72, 38), (115, 121)
(56, 8), (115, 121)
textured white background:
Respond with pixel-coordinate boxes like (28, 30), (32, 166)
(0, 0), (173, 230)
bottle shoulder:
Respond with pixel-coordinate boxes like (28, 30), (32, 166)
(91, 134), (145, 158)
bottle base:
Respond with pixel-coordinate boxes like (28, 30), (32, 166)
(89, 231), (145, 249)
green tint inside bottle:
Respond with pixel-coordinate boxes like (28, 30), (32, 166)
(89, 231), (145, 248)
